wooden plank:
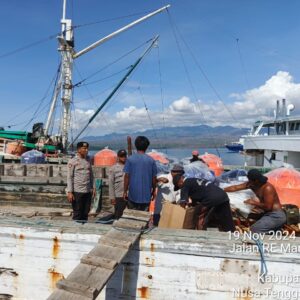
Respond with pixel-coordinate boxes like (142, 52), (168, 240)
(0, 176), (66, 185)
(0, 176), (48, 184)
(105, 228), (140, 243)
(88, 244), (127, 262)
(99, 236), (132, 249)
(66, 264), (112, 292)
(47, 289), (91, 300)
(56, 279), (97, 299)
(121, 208), (150, 220)
(121, 212), (150, 222)
(81, 254), (117, 270)
(113, 218), (147, 230)
(48, 211), (146, 300)
(0, 183), (66, 193)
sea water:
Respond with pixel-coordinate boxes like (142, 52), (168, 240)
(90, 147), (244, 166)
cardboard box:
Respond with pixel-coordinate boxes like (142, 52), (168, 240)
(158, 202), (196, 229)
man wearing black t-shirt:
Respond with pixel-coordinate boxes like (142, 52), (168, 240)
(173, 174), (235, 232)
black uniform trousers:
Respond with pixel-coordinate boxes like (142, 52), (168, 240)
(114, 197), (127, 219)
(72, 192), (92, 221)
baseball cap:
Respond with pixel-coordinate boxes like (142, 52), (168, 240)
(171, 164), (185, 173)
(117, 149), (127, 157)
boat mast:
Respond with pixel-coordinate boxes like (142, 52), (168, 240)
(59, 0), (74, 150)
(57, 1), (170, 151)
(44, 70), (62, 137)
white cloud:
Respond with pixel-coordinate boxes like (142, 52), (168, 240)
(71, 71), (300, 136)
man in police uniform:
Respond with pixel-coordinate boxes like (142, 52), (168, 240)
(67, 142), (95, 222)
(109, 149), (127, 219)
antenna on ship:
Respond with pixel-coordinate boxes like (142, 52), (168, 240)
(43, 0), (170, 152)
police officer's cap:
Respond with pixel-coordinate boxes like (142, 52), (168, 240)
(77, 141), (89, 149)
(117, 149), (127, 157)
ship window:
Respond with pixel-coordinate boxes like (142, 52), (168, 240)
(296, 123), (300, 130)
(289, 123), (295, 131)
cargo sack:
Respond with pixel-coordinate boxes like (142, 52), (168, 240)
(282, 204), (300, 225)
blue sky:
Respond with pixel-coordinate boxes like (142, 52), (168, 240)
(1, 0), (300, 137)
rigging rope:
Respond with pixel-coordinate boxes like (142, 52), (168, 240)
(75, 68), (129, 88)
(73, 62), (118, 142)
(138, 86), (160, 145)
(0, 33), (57, 59)
(236, 38), (250, 91)
(168, 14), (274, 167)
(156, 44), (168, 153)
(22, 63), (61, 130)
(167, 11), (221, 157)
(73, 39), (153, 87)
(169, 15), (238, 127)
(43, 63), (62, 135)
(72, 10), (155, 29)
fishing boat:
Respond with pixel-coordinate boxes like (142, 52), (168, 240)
(243, 99), (300, 168)
(225, 139), (244, 152)
(2, 212), (300, 300)
(0, 1), (170, 162)
(1, 2), (300, 300)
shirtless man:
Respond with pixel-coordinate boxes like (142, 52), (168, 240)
(224, 169), (286, 233)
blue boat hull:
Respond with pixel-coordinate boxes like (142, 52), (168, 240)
(225, 144), (243, 152)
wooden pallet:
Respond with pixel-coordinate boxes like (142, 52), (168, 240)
(47, 209), (150, 300)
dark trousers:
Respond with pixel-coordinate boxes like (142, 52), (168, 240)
(72, 192), (92, 221)
(127, 200), (149, 211)
(212, 201), (236, 232)
(114, 197), (127, 219)
(196, 201), (235, 232)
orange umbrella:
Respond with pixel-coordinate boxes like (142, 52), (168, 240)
(94, 149), (117, 166)
(266, 168), (300, 206)
(200, 153), (224, 176)
(147, 151), (169, 164)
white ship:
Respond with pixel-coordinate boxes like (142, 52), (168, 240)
(244, 99), (300, 168)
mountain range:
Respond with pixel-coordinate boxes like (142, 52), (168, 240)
(84, 125), (248, 149)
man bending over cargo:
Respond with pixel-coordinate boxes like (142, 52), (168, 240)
(224, 169), (286, 233)
(173, 174), (235, 232)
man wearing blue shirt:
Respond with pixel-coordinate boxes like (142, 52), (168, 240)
(123, 136), (157, 211)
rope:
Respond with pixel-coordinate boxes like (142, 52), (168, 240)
(73, 39), (153, 87)
(236, 38), (250, 91)
(4, 64), (60, 128)
(0, 33), (57, 59)
(75, 67), (129, 88)
(72, 62), (118, 140)
(72, 10), (155, 29)
(22, 63), (62, 130)
(167, 11), (221, 157)
(156, 44), (168, 153)
(254, 238), (268, 283)
(138, 87), (161, 147)
(44, 63), (62, 135)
